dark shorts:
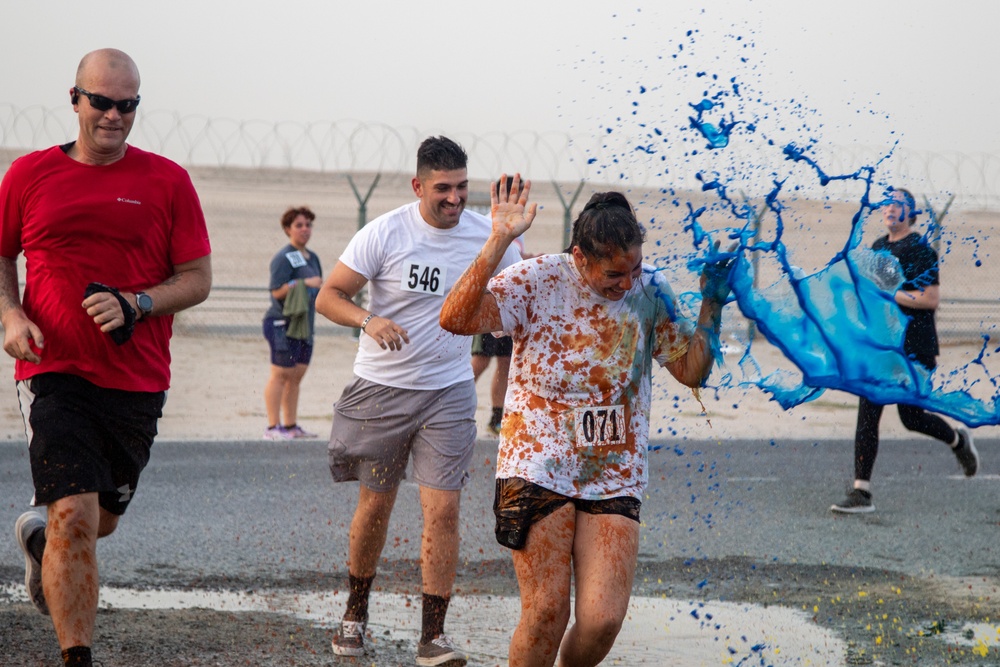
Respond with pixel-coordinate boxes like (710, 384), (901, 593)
(263, 318), (313, 367)
(493, 477), (641, 550)
(472, 333), (513, 358)
(16, 373), (165, 515)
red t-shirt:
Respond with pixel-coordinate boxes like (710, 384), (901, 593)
(0, 144), (211, 391)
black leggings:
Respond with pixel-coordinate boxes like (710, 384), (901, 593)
(854, 396), (956, 481)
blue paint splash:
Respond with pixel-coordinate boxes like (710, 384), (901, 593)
(688, 98), (740, 149)
(674, 97), (1000, 427)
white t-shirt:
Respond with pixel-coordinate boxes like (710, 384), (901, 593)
(489, 254), (694, 500)
(340, 201), (521, 390)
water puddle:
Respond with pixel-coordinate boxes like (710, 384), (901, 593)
(4, 583), (847, 664)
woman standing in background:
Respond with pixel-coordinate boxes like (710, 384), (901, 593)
(262, 206), (323, 439)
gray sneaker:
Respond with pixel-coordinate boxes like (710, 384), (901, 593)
(831, 488), (875, 514)
(416, 634), (467, 666)
(331, 617), (368, 657)
(953, 427), (979, 477)
(15, 510), (48, 615)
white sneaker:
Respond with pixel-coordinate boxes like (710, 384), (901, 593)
(263, 425), (293, 440)
(15, 510), (48, 615)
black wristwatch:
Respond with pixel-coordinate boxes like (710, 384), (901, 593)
(135, 292), (153, 319)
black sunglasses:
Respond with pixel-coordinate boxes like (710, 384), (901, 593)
(74, 86), (141, 114)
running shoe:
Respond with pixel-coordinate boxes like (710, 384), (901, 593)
(263, 425), (293, 440)
(953, 427), (979, 477)
(332, 617), (369, 657)
(284, 424), (318, 439)
(15, 510), (48, 615)
(487, 408), (503, 436)
(416, 634), (468, 666)
(830, 488), (874, 514)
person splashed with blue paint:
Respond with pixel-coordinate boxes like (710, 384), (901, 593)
(831, 187), (979, 514)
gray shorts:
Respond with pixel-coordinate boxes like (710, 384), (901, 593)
(328, 376), (477, 492)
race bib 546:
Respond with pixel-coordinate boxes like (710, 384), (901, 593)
(400, 259), (447, 296)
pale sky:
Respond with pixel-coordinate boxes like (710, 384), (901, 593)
(2, 0), (998, 162)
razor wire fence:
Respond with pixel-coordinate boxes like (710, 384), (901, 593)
(3, 103), (1000, 210)
(1, 103), (998, 345)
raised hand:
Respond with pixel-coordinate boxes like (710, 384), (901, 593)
(699, 239), (737, 304)
(491, 173), (538, 240)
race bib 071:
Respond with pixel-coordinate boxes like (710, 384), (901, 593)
(573, 405), (626, 447)
(400, 259), (447, 296)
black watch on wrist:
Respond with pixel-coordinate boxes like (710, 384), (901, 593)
(135, 292), (153, 319)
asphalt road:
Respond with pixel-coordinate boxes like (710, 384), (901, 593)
(1, 436), (998, 665)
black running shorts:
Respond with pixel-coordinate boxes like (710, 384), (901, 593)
(17, 373), (164, 515)
(471, 333), (513, 358)
(493, 477), (641, 550)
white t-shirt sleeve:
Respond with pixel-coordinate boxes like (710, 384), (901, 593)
(488, 257), (537, 338)
(647, 269), (695, 366)
(338, 222), (382, 281)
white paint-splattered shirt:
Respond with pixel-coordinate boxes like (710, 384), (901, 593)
(489, 253), (693, 500)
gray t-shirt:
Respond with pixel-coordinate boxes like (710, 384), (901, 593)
(264, 244), (322, 335)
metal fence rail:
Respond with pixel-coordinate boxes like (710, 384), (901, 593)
(173, 286), (350, 338)
(177, 286), (996, 346)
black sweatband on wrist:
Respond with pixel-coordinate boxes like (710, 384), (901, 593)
(83, 282), (136, 345)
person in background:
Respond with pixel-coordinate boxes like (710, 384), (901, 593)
(441, 181), (728, 667)
(472, 177), (535, 436)
(831, 187), (978, 514)
(315, 136), (521, 665)
(3, 48), (212, 667)
(471, 328), (515, 435)
(262, 206), (323, 440)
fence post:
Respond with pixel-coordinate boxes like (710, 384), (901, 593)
(553, 180), (585, 251)
(739, 192), (766, 344)
(346, 174), (381, 336)
(923, 194), (953, 254)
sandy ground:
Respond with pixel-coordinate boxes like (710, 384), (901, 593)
(0, 321), (995, 445)
(2, 329), (991, 446)
(128, 334), (1000, 444)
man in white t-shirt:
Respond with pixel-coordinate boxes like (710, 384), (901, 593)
(315, 136), (521, 666)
